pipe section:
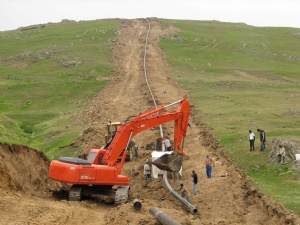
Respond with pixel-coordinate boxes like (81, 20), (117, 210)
(133, 199), (142, 210)
(150, 207), (181, 225)
(163, 171), (198, 213)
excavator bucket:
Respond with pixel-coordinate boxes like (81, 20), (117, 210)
(152, 154), (183, 172)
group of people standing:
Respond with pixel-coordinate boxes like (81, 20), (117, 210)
(249, 129), (286, 164)
(143, 154), (215, 204)
(175, 170), (198, 204)
(249, 129), (266, 152)
(174, 156), (215, 203)
(143, 136), (217, 204)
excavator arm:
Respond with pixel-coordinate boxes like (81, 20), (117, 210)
(102, 99), (190, 167)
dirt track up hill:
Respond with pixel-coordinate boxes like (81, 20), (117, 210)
(0, 18), (300, 225)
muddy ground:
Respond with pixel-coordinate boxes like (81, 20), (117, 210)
(1, 18), (300, 225)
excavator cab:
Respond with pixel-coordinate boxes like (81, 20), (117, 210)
(105, 122), (133, 161)
(105, 122), (121, 144)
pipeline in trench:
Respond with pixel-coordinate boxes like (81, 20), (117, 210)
(142, 18), (198, 214)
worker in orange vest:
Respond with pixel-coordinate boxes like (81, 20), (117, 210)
(205, 155), (215, 178)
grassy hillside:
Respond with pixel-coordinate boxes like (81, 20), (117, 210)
(0, 20), (120, 157)
(1, 18), (299, 215)
(159, 19), (300, 215)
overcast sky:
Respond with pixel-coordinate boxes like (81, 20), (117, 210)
(1, 0), (299, 31)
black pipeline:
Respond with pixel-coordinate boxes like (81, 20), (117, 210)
(150, 207), (181, 225)
(163, 171), (198, 213)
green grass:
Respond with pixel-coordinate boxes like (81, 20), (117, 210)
(0, 20), (120, 155)
(159, 19), (300, 215)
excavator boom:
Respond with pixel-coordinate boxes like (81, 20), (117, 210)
(103, 99), (190, 166)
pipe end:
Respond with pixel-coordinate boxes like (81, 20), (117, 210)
(133, 199), (142, 210)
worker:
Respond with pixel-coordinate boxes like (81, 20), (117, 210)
(171, 166), (182, 186)
(277, 145), (286, 164)
(205, 155), (215, 178)
(144, 159), (151, 180)
(249, 130), (255, 151)
(257, 129), (266, 151)
(134, 145), (138, 158)
(171, 172), (179, 187)
(154, 137), (162, 150)
(191, 170), (198, 195)
(162, 137), (172, 151)
(176, 182), (192, 203)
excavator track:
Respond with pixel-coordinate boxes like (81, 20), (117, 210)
(114, 185), (130, 205)
(69, 186), (82, 201)
(68, 185), (130, 204)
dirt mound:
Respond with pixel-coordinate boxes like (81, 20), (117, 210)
(0, 142), (62, 196)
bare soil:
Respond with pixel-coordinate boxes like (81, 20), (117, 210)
(1, 18), (300, 225)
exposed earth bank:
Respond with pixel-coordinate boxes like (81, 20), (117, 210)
(1, 18), (299, 225)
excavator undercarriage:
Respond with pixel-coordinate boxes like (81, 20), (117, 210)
(69, 184), (130, 204)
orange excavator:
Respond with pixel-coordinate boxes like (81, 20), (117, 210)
(48, 99), (190, 204)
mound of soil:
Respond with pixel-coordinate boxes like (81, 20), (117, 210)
(0, 142), (62, 196)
